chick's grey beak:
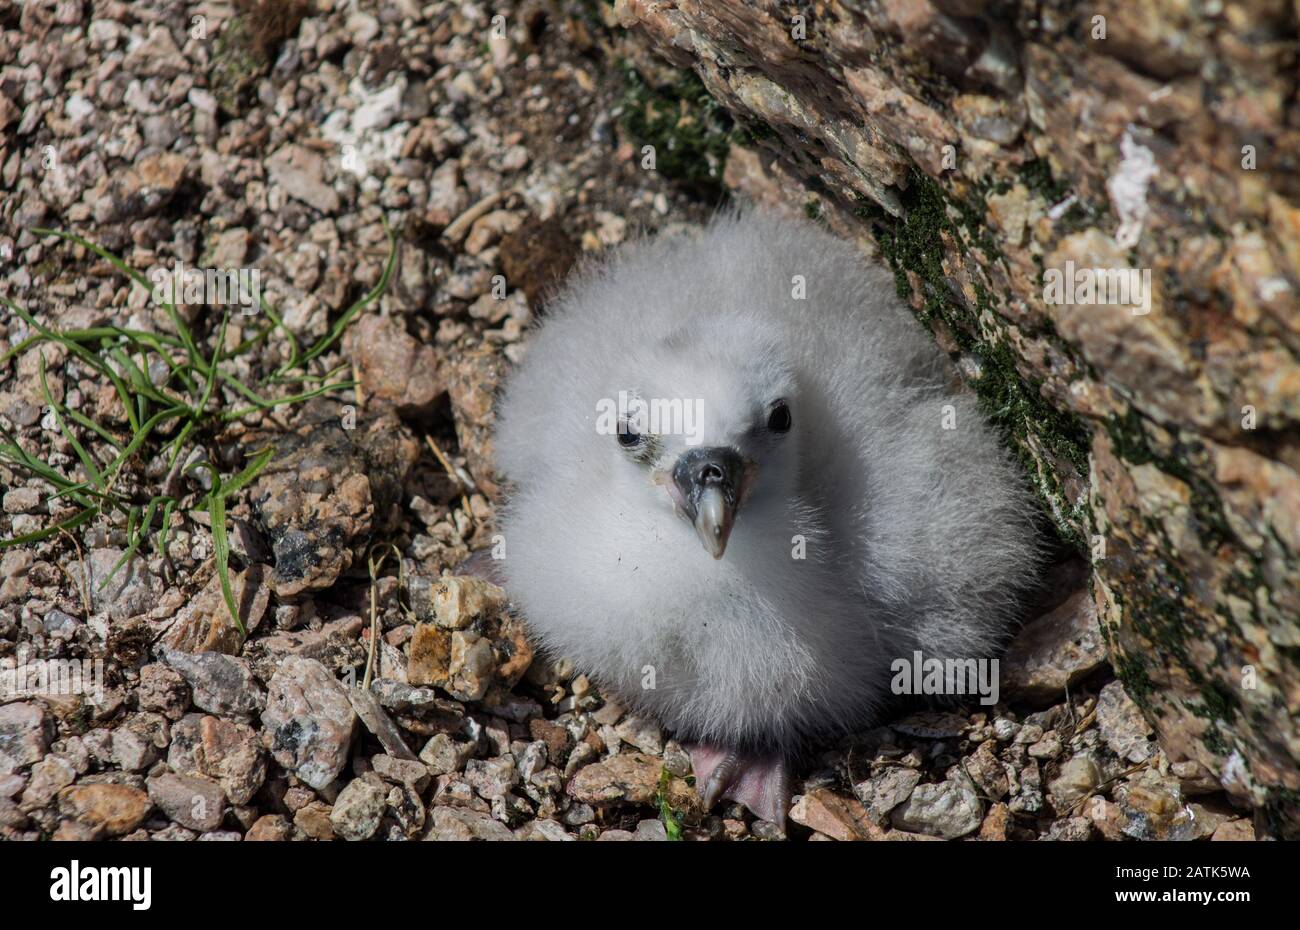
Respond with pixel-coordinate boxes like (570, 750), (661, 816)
(671, 447), (746, 559)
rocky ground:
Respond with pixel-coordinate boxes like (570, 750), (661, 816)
(0, 0), (1259, 841)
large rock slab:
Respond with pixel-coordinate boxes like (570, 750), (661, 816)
(618, 0), (1300, 835)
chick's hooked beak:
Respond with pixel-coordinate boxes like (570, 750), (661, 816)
(666, 447), (749, 559)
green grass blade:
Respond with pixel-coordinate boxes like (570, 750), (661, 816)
(165, 419), (196, 470)
(97, 505), (141, 594)
(45, 481), (114, 508)
(193, 312), (228, 417)
(224, 291), (302, 368)
(2, 326), (185, 366)
(66, 326), (184, 347)
(39, 353), (105, 491)
(63, 405), (125, 451)
(221, 444), (275, 498)
(102, 404), (191, 486)
(0, 507), (95, 549)
(32, 228), (208, 376)
(95, 348), (143, 434)
(282, 223), (396, 374)
(187, 462), (245, 637)
(155, 497), (177, 563)
(96, 497), (162, 594)
(210, 492), (244, 636)
(2, 296), (114, 380)
(0, 425), (81, 489)
(656, 768), (684, 841)
(221, 377), (356, 421)
(106, 345), (189, 412)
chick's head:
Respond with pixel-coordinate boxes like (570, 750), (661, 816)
(589, 317), (801, 560)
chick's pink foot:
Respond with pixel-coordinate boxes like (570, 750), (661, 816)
(685, 743), (792, 829)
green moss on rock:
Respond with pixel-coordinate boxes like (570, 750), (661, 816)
(617, 62), (735, 197)
(1104, 409), (1235, 550)
(1115, 652), (1157, 711)
(861, 171), (1092, 551)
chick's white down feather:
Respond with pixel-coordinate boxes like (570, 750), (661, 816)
(494, 211), (1041, 754)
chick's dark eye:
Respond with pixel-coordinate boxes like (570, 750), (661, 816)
(767, 402), (792, 433)
(617, 423), (643, 447)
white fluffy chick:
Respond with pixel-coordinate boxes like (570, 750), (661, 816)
(489, 211), (1040, 826)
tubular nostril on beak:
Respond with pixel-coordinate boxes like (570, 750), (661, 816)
(670, 446), (747, 559)
(673, 447), (744, 503)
